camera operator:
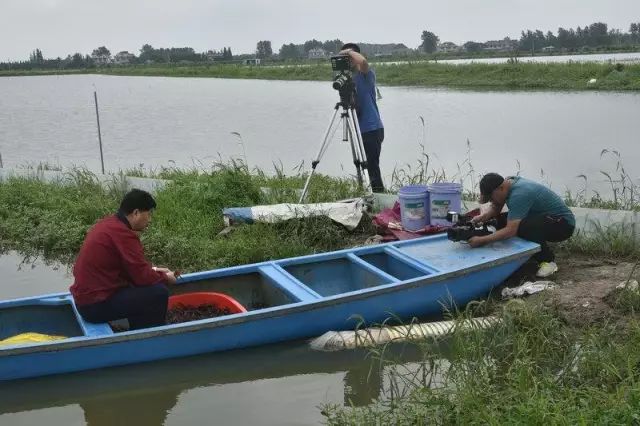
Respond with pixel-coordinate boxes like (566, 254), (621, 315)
(339, 43), (385, 192)
(468, 173), (575, 278)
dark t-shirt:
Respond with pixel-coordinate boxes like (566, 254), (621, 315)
(506, 177), (575, 226)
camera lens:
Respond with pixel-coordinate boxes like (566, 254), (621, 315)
(332, 74), (347, 90)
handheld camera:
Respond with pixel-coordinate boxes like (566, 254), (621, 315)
(446, 211), (497, 242)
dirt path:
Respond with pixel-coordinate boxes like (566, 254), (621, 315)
(503, 253), (639, 326)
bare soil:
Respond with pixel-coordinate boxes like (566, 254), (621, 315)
(503, 253), (639, 326)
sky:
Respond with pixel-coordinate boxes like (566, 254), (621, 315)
(1, 0), (639, 61)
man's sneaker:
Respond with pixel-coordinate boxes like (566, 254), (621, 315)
(536, 261), (558, 278)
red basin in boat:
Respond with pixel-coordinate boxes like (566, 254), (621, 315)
(168, 292), (247, 313)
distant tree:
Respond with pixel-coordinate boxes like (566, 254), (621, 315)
(256, 40), (273, 58)
(223, 47), (233, 59)
(92, 46), (111, 58)
(139, 44), (155, 61)
(556, 27), (576, 49)
(463, 41), (484, 53)
(420, 30), (439, 53)
(279, 43), (301, 60)
(588, 22), (608, 46)
(545, 31), (557, 46)
(68, 53), (86, 68)
(29, 48), (44, 64)
(303, 39), (323, 52)
(322, 39), (343, 54)
(631, 23), (640, 42)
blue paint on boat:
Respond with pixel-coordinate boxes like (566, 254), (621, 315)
(0, 234), (539, 381)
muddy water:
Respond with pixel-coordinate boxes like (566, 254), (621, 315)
(0, 252), (429, 425)
(1, 75), (639, 195)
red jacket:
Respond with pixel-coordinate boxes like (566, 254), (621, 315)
(70, 214), (167, 306)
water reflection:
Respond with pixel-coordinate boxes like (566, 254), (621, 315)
(0, 339), (425, 425)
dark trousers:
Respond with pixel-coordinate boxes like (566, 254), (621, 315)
(361, 128), (385, 193)
(497, 213), (575, 262)
(77, 283), (169, 330)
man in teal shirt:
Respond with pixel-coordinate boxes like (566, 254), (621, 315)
(469, 173), (575, 277)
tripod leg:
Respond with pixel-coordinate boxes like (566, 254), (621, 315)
(345, 118), (364, 188)
(299, 107), (340, 203)
(346, 111), (370, 191)
(349, 108), (369, 173)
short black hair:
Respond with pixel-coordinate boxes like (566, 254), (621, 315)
(479, 173), (505, 203)
(341, 43), (360, 53)
(119, 189), (156, 214)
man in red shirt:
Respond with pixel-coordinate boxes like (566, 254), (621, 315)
(70, 189), (177, 330)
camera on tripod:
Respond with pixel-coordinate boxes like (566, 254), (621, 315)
(446, 211), (497, 242)
(330, 54), (354, 93)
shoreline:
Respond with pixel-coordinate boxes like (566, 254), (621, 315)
(1, 61), (639, 91)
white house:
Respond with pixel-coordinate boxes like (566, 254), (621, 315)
(483, 37), (518, 51)
(437, 42), (461, 53)
(206, 50), (225, 61)
(91, 53), (111, 66)
(307, 48), (327, 59)
(113, 51), (136, 65)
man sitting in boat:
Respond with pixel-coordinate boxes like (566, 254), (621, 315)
(70, 189), (178, 330)
(468, 173), (575, 278)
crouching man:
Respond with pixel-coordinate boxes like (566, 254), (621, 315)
(468, 173), (575, 278)
(70, 189), (177, 330)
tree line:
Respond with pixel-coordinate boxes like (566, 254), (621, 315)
(0, 44), (237, 71)
(2, 20), (640, 71)
(419, 21), (640, 53)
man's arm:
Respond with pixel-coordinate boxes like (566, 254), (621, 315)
(471, 202), (502, 223)
(340, 49), (369, 74)
(469, 219), (520, 247)
(115, 232), (171, 285)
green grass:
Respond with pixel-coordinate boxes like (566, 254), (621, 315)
(0, 164), (368, 271)
(2, 61), (640, 91)
(322, 301), (640, 424)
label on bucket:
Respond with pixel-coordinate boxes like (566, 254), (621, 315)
(404, 201), (425, 220)
(431, 200), (450, 219)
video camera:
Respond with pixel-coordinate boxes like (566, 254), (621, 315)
(446, 211), (497, 242)
(330, 54), (354, 94)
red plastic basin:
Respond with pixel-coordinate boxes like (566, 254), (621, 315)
(168, 292), (247, 313)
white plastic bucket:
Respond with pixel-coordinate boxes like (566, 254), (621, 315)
(398, 185), (429, 231)
(427, 183), (462, 226)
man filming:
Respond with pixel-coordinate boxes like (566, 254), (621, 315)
(468, 173), (575, 278)
(339, 43), (385, 192)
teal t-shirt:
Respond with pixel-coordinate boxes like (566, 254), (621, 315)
(506, 177), (575, 226)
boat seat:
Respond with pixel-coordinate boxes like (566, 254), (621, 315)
(258, 264), (321, 302)
(65, 296), (114, 337)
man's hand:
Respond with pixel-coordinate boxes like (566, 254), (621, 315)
(164, 271), (178, 285)
(468, 236), (486, 248)
(152, 266), (171, 274)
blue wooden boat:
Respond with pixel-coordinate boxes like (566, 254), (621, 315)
(0, 234), (539, 381)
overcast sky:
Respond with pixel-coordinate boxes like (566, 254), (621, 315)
(2, 0), (639, 61)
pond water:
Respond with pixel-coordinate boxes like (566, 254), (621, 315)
(1, 74), (639, 195)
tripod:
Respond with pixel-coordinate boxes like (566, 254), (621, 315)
(299, 93), (369, 203)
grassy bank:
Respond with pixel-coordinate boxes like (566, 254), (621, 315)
(1, 165), (640, 423)
(0, 164), (366, 271)
(2, 61), (640, 91)
(322, 298), (640, 424)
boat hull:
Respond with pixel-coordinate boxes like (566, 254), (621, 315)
(0, 234), (538, 380)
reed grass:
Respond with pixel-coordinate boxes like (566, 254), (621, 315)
(0, 163), (367, 271)
(321, 301), (640, 424)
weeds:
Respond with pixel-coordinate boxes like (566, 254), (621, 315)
(0, 162), (366, 272)
(322, 302), (640, 424)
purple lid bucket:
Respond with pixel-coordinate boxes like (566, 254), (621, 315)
(427, 183), (462, 226)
